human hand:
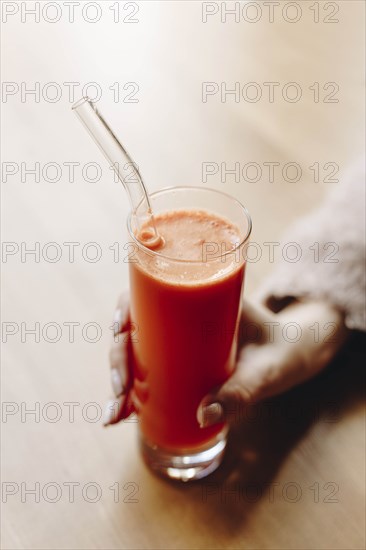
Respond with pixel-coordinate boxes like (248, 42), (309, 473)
(103, 293), (348, 427)
(196, 298), (348, 427)
(103, 291), (135, 426)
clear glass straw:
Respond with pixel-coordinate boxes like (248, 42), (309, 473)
(72, 97), (161, 246)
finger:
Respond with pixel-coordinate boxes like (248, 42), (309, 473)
(106, 292), (136, 426)
(196, 302), (276, 428)
(197, 345), (259, 428)
(103, 392), (135, 426)
(241, 299), (275, 325)
(109, 291), (132, 397)
(110, 336), (130, 396)
(113, 290), (130, 336)
(214, 344), (283, 421)
(198, 334), (333, 428)
(197, 340), (306, 427)
(239, 299), (277, 345)
(108, 335), (136, 424)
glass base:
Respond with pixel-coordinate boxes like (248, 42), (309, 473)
(139, 429), (227, 482)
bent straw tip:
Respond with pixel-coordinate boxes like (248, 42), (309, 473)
(139, 229), (164, 250)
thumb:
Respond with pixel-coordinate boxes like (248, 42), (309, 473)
(197, 343), (269, 428)
(196, 300), (278, 428)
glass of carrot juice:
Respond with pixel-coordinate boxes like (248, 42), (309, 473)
(127, 186), (251, 481)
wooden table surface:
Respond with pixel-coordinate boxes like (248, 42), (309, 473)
(1, 2), (365, 549)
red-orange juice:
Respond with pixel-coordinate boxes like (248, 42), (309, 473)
(129, 209), (246, 451)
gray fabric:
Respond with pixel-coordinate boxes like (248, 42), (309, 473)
(256, 159), (366, 331)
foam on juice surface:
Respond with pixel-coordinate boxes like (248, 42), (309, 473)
(135, 209), (244, 285)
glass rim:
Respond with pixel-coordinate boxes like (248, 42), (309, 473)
(126, 186), (252, 264)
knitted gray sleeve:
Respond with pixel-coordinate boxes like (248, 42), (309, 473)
(255, 159), (366, 331)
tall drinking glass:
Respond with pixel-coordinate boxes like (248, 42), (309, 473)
(127, 187), (252, 481)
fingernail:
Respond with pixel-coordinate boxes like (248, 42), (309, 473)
(111, 367), (126, 397)
(103, 399), (120, 427)
(197, 401), (224, 428)
(113, 308), (124, 336)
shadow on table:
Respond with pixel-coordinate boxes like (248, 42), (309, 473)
(178, 331), (365, 531)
